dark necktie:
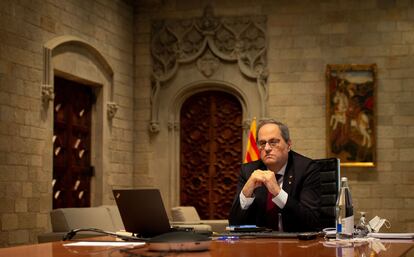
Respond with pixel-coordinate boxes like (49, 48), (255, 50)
(265, 174), (282, 230)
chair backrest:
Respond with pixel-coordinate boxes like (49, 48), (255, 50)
(314, 158), (340, 229)
(171, 206), (201, 222)
(50, 206), (118, 232)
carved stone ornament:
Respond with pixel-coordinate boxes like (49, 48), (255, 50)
(149, 121), (160, 133)
(41, 84), (54, 104)
(197, 50), (219, 77)
(107, 102), (118, 120)
(150, 5), (268, 133)
(168, 121), (180, 131)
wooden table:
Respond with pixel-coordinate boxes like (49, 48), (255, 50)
(0, 237), (412, 257)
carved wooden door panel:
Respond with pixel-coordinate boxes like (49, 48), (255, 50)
(180, 91), (242, 219)
(53, 77), (94, 209)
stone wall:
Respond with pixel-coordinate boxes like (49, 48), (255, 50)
(0, 0), (135, 247)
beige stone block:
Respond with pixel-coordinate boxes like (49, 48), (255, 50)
(0, 105), (16, 123)
(407, 223), (414, 233)
(18, 125), (31, 138)
(377, 149), (399, 161)
(381, 198), (405, 209)
(36, 213), (49, 229)
(0, 197), (14, 213)
(400, 210), (414, 222)
(30, 155), (42, 167)
(377, 92), (397, 104)
(404, 198), (414, 208)
(6, 182), (22, 198)
(395, 138), (414, 148)
(22, 183), (33, 198)
(351, 186), (372, 198)
(36, 168), (51, 182)
(110, 173), (134, 185)
(34, 181), (49, 194)
(39, 195), (51, 211)
(15, 198), (27, 213)
(377, 138), (394, 149)
(391, 161), (414, 172)
(387, 56), (414, 70)
(382, 32), (403, 45)
(320, 22), (348, 34)
(1, 214), (18, 230)
(398, 21), (414, 31)
(0, 167), (15, 181)
(390, 45), (410, 56)
(27, 198), (40, 212)
(374, 161), (392, 171)
(402, 172), (414, 185)
(371, 184), (396, 198)
(402, 79), (414, 91)
(388, 68), (414, 79)
(395, 185), (414, 197)
(355, 198), (383, 209)
(396, 92), (414, 103)
(0, 183), (7, 198)
(366, 45), (392, 56)
(377, 21), (397, 32)
(8, 229), (29, 244)
(30, 127), (47, 140)
(378, 171), (405, 184)
(396, 103), (414, 116)
(7, 152), (29, 166)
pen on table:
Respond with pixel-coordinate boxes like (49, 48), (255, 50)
(217, 236), (240, 241)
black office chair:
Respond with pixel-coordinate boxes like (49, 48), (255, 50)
(314, 158), (340, 229)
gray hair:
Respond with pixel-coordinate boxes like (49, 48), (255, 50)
(256, 119), (290, 143)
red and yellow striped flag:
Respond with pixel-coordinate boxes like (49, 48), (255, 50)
(244, 118), (260, 163)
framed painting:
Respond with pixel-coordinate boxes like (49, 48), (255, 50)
(326, 64), (377, 167)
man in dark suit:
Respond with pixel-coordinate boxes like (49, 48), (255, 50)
(229, 119), (321, 232)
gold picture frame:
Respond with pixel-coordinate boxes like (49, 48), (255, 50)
(326, 64), (377, 167)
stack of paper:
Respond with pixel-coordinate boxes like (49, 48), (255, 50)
(367, 233), (414, 239)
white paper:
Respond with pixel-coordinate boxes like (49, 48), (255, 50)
(64, 241), (146, 247)
(368, 233), (414, 239)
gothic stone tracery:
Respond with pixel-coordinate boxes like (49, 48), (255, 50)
(150, 6), (268, 133)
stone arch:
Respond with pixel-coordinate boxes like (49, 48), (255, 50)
(42, 35), (117, 206)
(165, 81), (250, 207)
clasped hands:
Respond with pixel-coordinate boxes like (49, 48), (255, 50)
(242, 169), (281, 198)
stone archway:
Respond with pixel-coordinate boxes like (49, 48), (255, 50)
(148, 6), (269, 211)
(42, 35), (118, 206)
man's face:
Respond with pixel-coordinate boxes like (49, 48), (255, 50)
(257, 123), (291, 170)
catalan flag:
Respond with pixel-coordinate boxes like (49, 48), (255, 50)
(244, 118), (260, 163)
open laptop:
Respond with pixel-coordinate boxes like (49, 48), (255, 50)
(113, 188), (175, 238)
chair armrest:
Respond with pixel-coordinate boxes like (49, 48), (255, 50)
(199, 220), (229, 233)
(170, 222), (212, 232)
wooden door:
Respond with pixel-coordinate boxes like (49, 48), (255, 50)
(180, 91), (242, 219)
(52, 77), (94, 209)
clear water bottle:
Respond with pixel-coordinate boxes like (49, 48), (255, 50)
(336, 177), (354, 239)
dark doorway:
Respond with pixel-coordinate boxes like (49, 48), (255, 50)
(52, 77), (95, 209)
(180, 91), (243, 219)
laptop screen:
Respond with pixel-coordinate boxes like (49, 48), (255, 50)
(113, 188), (172, 238)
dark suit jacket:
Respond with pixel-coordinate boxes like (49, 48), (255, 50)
(228, 150), (321, 232)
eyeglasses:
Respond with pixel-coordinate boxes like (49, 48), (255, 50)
(257, 139), (280, 150)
